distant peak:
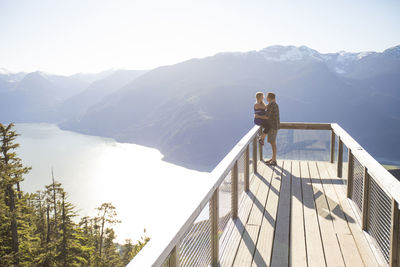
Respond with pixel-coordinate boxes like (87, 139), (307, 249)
(259, 45), (322, 62)
(383, 45), (400, 57)
(0, 67), (10, 75)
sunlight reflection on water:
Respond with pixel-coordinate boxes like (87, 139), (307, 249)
(15, 123), (211, 243)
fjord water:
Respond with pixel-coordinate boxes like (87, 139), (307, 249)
(15, 123), (211, 243)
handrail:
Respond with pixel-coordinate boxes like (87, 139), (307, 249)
(129, 122), (400, 266)
(331, 123), (400, 204)
(131, 125), (260, 266)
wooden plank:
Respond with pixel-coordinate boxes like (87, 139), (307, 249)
(219, 164), (265, 266)
(316, 161), (364, 266)
(308, 161), (345, 266)
(233, 225), (261, 266)
(233, 162), (274, 266)
(300, 161), (326, 267)
(251, 161), (284, 267)
(324, 162), (381, 267)
(289, 161), (307, 267)
(271, 161), (292, 266)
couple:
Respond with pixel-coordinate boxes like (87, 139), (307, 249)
(254, 92), (280, 166)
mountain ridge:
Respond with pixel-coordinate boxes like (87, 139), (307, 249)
(1, 44), (399, 171)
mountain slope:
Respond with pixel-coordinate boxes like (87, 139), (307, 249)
(56, 69), (147, 121)
(61, 45), (400, 170)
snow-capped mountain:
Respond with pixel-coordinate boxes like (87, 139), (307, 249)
(259, 45), (323, 62)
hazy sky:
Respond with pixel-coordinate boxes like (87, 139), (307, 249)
(1, 0), (399, 75)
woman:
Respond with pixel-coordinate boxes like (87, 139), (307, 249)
(254, 92), (270, 145)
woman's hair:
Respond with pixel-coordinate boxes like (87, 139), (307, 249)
(255, 92), (266, 105)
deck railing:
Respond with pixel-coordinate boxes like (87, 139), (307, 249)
(129, 122), (400, 267)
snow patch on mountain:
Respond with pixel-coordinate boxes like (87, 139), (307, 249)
(260, 45), (323, 62)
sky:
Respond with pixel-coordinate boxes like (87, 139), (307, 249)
(1, 0), (400, 75)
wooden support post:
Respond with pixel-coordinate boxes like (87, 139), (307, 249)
(244, 145), (250, 192)
(210, 189), (219, 267)
(169, 245), (179, 267)
(330, 129), (335, 163)
(337, 136), (343, 178)
(252, 138), (257, 174)
(361, 167), (370, 230)
(258, 128), (263, 162)
(390, 199), (399, 267)
(347, 150), (354, 198)
(231, 161), (238, 219)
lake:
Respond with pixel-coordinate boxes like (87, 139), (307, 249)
(14, 123), (212, 243)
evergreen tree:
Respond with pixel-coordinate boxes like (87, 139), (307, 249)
(0, 123), (31, 266)
(0, 123), (150, 266)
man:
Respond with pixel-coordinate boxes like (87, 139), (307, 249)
(254, 92), (280, 166)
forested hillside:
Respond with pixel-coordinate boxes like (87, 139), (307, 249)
(0, 123), (149, 266)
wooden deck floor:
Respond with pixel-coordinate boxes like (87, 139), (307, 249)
(218, 160), (381, 267)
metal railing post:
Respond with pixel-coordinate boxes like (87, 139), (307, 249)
(390, 199), (399, 267)
(361, 167), (370, 230)
(245, 145), (250, 192)
(330, 129), (335, 163)
(347, 150), (354, 198)
(210, 189), (219, 266)
(337, 136), (343, 178)
(231, 161), (238, 219)
(252, 138), (257, 174)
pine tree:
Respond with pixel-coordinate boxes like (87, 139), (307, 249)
(120, 230), (150, 265)
(95, 202), (121, 263)
(0, 124), (150, 266)
(0, 123), (31, 266)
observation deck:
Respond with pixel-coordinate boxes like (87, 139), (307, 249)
(129, 123), (400, 267)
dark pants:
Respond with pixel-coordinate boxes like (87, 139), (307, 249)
(255, 119), (271, 134)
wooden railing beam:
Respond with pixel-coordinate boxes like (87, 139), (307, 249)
(245, 145), (250, 192)
(390, 199), (399, 267)
(169, 245), (179, 267)
(330, 129), (335, 163)
(232, 161), (238, 219)
(337, 136), (343, 178)
(347, 150), (354, 198)
(252, 138), (257, 174)
(210, 189), (219, 267)
(258, 128), (263, 162)
(361, 167), (370, 231)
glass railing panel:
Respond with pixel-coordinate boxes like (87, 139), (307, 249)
(262, 129), (331, 161)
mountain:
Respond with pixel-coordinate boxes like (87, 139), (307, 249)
(0, 69), (147, 123)
(56, 69), (147, 121)
(60, 45), (400, 171)
(0, 71), (89, 122)
(70, 69), (117, 83)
